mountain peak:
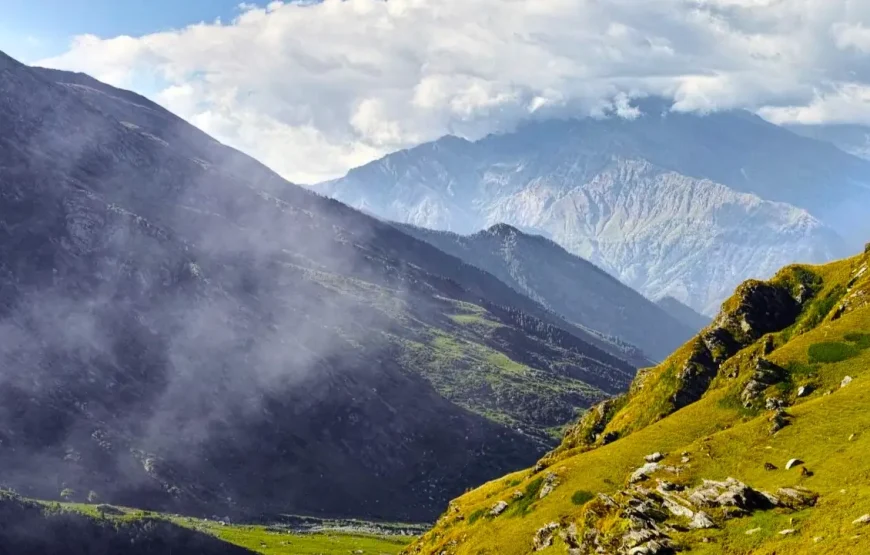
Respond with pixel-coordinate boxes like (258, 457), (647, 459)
(483, 222), (520, 236)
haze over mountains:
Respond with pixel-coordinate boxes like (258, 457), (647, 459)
(318, 103), (870, 315)
(0, 50), (644, 522)
(395, 223), (697, 361)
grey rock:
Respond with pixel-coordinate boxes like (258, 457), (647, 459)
(688, 511), (716, 530)
(645, 452), (666, 463)
(630, 463), (661, 484)
(490, 501), (509, 516)
(532, 522), (559, 551)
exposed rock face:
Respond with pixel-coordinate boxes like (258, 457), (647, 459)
(553, 475), (812, 555)
(319, 112), (865, 315)
(742, 359), (788, 408)
(687, 479), (777, 514)
(532, 522), (559, 551)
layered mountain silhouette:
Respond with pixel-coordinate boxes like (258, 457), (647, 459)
(318, 103), (869, 314)
(395, 223), (696, 361)
(0, 51), (642, 522)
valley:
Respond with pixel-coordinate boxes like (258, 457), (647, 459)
(2, 5), (870, 551)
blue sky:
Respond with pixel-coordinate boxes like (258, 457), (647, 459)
(0, 0), (258, 62)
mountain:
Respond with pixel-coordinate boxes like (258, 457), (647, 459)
(0, 50), (639, 522)
(395, 222), (695, 361)
(655, 295), (711, 332)
(316, 106), (869, 315)
(405, 242), (870, 555)
(785, 123), (870, 161)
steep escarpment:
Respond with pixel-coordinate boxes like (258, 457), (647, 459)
(0, 50), (638, 523)
(405, 244), (870, 554)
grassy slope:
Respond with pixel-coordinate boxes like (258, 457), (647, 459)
(405, 246), (870, 554)
(27, 498), (414, 555)
(318, 268), (618, 443)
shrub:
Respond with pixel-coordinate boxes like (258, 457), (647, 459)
(808, 342), (858, 364)
(509, 477), (544, 516)
(571, 490), (595, 506)
(844, 333), (870, 349)
(467, 508), (487, 524)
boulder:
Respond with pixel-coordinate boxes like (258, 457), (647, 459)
(688, 511), (716, 530)
(764, 462), (777, 471)
(776, 488), (818, 508)
(490, 501), (509, 516)
(630, 463), (661, 484)
(785, 459), (804, 470)
(853, 515), (870, 526)
(532, 522), (559, 551)
(688, 478), (775, 512)
(779, 529), (796, 536)
(539, 472), (560, 499)
(645, 452), (666, 463)
(796, 385), (811, 397)
(842, 376), (854, 388)
(769, 410), (790, 434)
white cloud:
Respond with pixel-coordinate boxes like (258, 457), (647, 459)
(35, 0), (870, 183)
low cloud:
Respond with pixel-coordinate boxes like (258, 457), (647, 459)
(37, 0), (870, 183)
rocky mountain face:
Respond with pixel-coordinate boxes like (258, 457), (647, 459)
(655, 296), (710, 332)
(405, 243), (870, 555)
(317, 106), (868, 315)
(395, 223), (695, 361)
(0, 51), (640, 522)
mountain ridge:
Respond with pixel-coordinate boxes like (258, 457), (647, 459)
(0, 50), (640, 522)
(316, 108), (865, 315)
(395, 222), (696, 360)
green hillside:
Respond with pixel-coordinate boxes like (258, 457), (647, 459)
(405, 244), (870, 554)
(0, 492), (414, 555)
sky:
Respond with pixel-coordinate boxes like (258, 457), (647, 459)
(3, 0), (870, 184)
(0, 0), (249, 60)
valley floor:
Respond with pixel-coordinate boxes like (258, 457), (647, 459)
(0, 493), (417, 555)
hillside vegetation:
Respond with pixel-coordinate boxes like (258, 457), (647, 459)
(0, 492), (413, 554)
(396, 223), (696, 361)
(405, 243), (870, 554)
(0, 50), (639, 522)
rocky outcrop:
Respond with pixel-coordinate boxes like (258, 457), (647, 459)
(741, 358), (788, 408)
(549, 474), (816, 555)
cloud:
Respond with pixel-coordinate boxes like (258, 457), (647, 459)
(36, 0), (870, 183)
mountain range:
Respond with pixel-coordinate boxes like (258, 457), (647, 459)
(317, 104), (870, 315)
(395, 222), (698, 361)
(0, 50), (643, 522)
